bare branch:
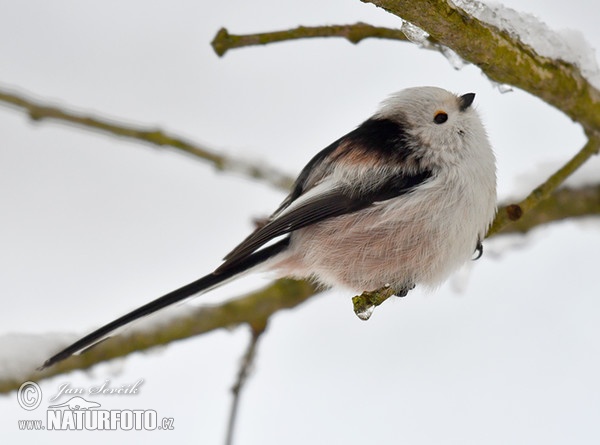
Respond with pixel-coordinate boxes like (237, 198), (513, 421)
(0, 279), (318, 394)
(211, 23), (439, 57)
(496, 184), (600, 235)
(0, 86), (294, 190)
(488, 135), (600, 236)
(225, 324), (266, 445)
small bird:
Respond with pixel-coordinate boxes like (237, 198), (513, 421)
(41, 86), (496, 369)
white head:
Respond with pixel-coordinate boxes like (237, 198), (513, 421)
(375, 86), (491, 168)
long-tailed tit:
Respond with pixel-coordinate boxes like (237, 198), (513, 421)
(41, 86), (496, 369)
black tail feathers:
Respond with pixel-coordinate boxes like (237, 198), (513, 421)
(40, 237), (290, 370)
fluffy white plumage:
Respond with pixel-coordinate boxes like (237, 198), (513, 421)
(274, 86), (497, 291)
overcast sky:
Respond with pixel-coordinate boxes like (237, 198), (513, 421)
(1, 1), (599, 444)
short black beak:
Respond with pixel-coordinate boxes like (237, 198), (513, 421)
(458, 93), (476, 111)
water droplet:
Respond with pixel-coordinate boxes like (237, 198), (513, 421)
(401, 21), (429, 45)
(355, 304), (375, 321)
(440, 46), (466, 70)
(489, 80), (514, 93)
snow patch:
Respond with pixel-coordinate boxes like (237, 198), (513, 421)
(449, 0), (600, 90)
(0, 333), (78, 383)
(509, 154), (600, 200)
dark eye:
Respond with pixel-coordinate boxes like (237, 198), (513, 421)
(434, 111), (448, 124)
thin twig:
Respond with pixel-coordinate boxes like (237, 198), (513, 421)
(225, 324), (266, 445)
(488, 135), (600, 236)
(496, 184), (600, 234)
(0, 86), (294, 190)
(211, 23), (440, 57)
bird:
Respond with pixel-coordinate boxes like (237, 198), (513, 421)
(40, 86), (497, 369)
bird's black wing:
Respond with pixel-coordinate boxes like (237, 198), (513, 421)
(216, 169), (432, 273)
(216, 116), (432, 273)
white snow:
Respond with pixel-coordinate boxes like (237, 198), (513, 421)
(0, 333), (78, 384)
(0, 300), (202, 386)
(509, 154), (600, 200)
(449, 0), (600, 90)
(439, 46), (467, 70)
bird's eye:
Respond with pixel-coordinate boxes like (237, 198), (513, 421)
(434, 111), (448, 124)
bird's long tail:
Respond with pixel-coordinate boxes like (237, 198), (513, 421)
(40, 238), (290, 370)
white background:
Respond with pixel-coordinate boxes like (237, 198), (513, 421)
(1, 1), (599, 444)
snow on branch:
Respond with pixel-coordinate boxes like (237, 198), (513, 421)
(449, 0), (600, 90)
(362, 0), (600, 132)
(211, 2), (600, 132)
(0, 279), (319, 394)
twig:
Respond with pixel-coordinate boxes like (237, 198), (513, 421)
(225, 324), (266, 445)
(0, 86), (293, 191)
(211, 23), (440, 57)
(488, 136), (600, 236)
(352, 285), (397, 320)
(495, 184), (600, 234)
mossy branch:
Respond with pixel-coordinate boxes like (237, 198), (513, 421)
(361, 0), (600, 132)
(488, 135), (600, 236)
(212, 4), (600, 133)
(497, 184), (600, 234)
(0, 279), (318, 394)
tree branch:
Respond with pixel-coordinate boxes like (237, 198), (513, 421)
(211, 23), (439, 57)
(497, 184), (600, 234)
(225, 324), (265, 445)
(0, 86), (294, 190)
(213, 3), (600, 132)
(488, 135), (600, 236)
(0, 279), (318, 394)
(361, 0), (600, 133)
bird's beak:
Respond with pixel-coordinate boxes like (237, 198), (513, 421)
(458, 93), (476, 111)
